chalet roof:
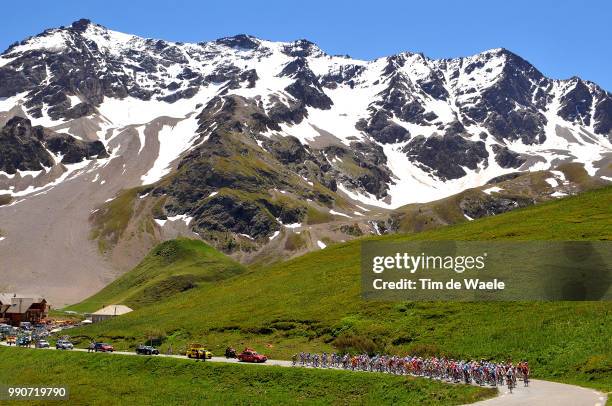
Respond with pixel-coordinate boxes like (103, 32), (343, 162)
(0, 294), (47, 315)
(91, 305), (133, 316)
(5, 298), (35, 314)
(0, 293), (45, 305)
(0, 294), (15, 305)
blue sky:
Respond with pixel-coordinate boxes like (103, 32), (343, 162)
(1, 0), (610, 90)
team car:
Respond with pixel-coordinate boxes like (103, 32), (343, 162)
(136, 345), (160, 355)
(237, 348), (267, 363)
(55, 340), (74, 350)
(186, 344), (212, 359)
(93, 342), (114, 352)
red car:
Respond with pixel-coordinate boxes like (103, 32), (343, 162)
(237, 348), (267, 363)
(93, 342), (114, 352)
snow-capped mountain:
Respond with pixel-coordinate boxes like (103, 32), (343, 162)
(2, 19), (610, 204)
(0, 19), (610, 304)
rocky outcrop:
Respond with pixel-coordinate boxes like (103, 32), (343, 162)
(459, 194), (534, 219)
(0, 116), (108, 173)
(558, 79), (593, 126)
(402, 133), (489, 180)
(339, 223), (363, 236)
(0, 117), (54, 173)
(321, 141), (393, 199)
(191, 194), (280, 239)
(45, 133), (108, 164)
(486, 172), (522, 184)
(321, 64), (365, 89)
(376, 73), (431, 125)
(216, 34), (261, 50)
(491, 144), (525, 168)
(356, 111), (410, 144)
(281, 39), (322, 58)
(267, 97), (308, 125)
(460, 49), (550, 144)
(347, 141), (393, 198)
(279, 58), (333, 109)
(593, 96), (612, 136)
(262, 135), (309, 165)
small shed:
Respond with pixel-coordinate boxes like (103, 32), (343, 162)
(87, 305), (133, 323)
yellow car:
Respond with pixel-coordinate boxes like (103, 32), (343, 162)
(186, 344), (212, 359)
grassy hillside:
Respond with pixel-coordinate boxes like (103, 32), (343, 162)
(67, 187), (612, 391)
(391, 163), (608, 234)
(0, 348), (493, 406)
(390, 182), (611, 240)
(70, 239), (247, 312)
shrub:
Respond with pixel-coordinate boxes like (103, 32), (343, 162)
(407, 343), (442, 357)
(333, 334), (382, 355)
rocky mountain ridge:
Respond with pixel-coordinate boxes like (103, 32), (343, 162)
(1, 21), (610, 192)
(0, 19), (610, 303)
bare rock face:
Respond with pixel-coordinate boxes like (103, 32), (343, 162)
(279, 58), (333, 109)
(461, 49), (550, 144)
(216, 34), (261, 50)
(594, 98), (612, 137)
(338, 141), (394, 199)
(356, 111), (411, 144)
(459, 194), (534, 219)
(402, 133), (489, 180)
(0, 117), (54, 173)
(558, 79), (593, 125)
(321, 64), (364, 89)
(44, 133), (108, 164)
(191, 194), (280, 239)
(491, 144), (526, 169)
(0, 116), (108, 174)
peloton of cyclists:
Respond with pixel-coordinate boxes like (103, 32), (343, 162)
(291, 351), (528, 391)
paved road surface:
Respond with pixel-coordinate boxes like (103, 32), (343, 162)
(468, 379), (607, 406)
(2, 343), (607, 405)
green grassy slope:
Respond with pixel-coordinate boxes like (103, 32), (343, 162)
(69, 239), (247, 312)
(0, 348), (494, 406)
(389, 184), (611, 241)
(391, 163), (608, 234)
(68, 187), (612, 391)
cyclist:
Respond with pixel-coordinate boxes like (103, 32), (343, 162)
(505, 364), (515, 393)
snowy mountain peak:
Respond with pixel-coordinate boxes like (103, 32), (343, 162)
(0, 20), (610, 213)
(70, 18), (94, 31)
(215, 34), (261, 50)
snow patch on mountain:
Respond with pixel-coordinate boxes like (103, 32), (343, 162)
(141, 116), (201, 185)
(0, 159), (91, 199)
(483, 186), (503, 195)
